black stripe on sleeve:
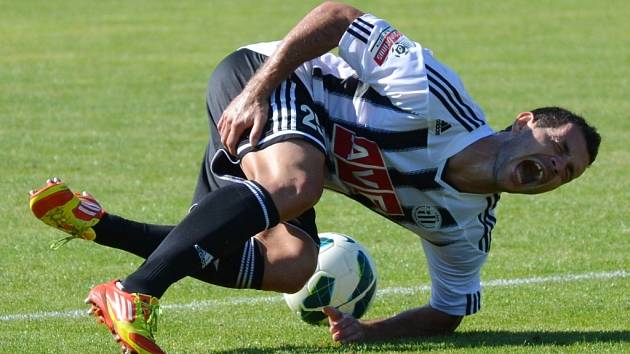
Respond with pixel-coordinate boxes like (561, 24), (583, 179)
(477, 194), (499, 252)
(484, 196), (496, 252)
(429, 83), (474, 132)
(473, 291), (479, 313)
(478, 197), (492, 252)
(466, 293), (472, 315)
(350, 21), (371, 36)
(427, 75), (480, 130)
(426, 65), (485, 127)
(356, 16), (375, 28)
(346, 27), (368, 44)
(466, 291), (482, 315)
(478, 213), (489, 252)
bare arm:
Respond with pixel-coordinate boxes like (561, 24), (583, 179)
(218, 2), (364, 154)
(324, 305), (463, 343)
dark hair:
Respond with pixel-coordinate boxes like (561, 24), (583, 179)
(503, 107), (601, 165)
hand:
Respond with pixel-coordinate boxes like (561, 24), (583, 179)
(217, 89), (269, 156)
(323, 306), (366, 344)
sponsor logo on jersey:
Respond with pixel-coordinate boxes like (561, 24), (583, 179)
(412, 205), (442, 229)
(392, 37), (415, 58)
(434, 120), (452, 135)
(332, 124), (404, 216)
(370, 27), (402, 65)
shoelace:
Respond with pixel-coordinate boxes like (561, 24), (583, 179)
(45, 205), (95, 249)
(47, 209), (84, 249)
(134, 296), (161, 337)
(146, 303), (161, 336)
(50, 235), (80, 250)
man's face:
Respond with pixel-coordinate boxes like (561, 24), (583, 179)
(494, 112), (590, 194)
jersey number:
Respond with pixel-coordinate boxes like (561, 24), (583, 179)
(332, 124), (404, 216)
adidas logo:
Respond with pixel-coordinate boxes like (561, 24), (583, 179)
(194, 244), (216, 269)
(435, 120), (452, 135)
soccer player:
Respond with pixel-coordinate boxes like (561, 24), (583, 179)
(29, 1), (600, 352)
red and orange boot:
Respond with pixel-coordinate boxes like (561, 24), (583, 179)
(85, 280), (164, 354)
(29, 177), (105, 249)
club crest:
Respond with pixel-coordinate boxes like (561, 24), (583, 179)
(412, 205), (442, 229)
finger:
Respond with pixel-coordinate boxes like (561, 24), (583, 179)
(218, 118), (225, 142)
(323, 307), (344, 322)
(220, 130), (228, 151)
(220, 118), (233, 149)
(332, 331), (343, 343)
(218, 114), (227, 134)
(334, 317), (356, 331)
(249, 117), (264, 149)
(225, 128), (240, 156)
(340, 331), (363, 344)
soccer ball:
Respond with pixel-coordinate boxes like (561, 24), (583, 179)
(283, 232), (377, 324)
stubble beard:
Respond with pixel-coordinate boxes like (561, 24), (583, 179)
(492, 138), (512, 192)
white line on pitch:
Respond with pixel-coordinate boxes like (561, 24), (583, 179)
(1, 270), (627, 322)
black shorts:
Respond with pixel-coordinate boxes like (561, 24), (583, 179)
(192, 48), (321, 246)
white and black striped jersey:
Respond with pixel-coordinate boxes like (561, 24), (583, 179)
(244, 14), (499, 316)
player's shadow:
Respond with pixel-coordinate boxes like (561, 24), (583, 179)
(209, 330), (630, 353)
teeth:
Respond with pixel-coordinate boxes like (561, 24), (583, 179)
(534, 161), (543, 180)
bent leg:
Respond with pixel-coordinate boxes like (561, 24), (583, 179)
(120, 48), (326, 298)
(241, 139), (325, 221)
(91, 213), (318, 292)
(90, 208), (319, 292)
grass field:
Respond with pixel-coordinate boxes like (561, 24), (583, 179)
(1, 0), (629, 352)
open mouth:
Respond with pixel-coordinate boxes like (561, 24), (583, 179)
(516, 159), (544, 185)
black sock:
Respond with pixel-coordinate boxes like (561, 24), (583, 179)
(121, 180), (279, 297)
(93, 214), (174, 259)
(94, 214), (265, 290)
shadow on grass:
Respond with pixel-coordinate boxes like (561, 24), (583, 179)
(209, 330), (630, 353)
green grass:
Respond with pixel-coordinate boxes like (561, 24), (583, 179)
(1, 0), (629, 352)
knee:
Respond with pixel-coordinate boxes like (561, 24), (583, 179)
(258, 172), (323, 219)
(289, 173), (324, 209)
(241, 141), (326, 220)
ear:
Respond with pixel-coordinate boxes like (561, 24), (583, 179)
(511, 111), (535, 133)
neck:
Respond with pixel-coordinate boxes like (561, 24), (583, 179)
(443, 132), (508, 194)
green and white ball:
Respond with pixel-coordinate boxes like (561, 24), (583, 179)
(283, 232), (377, 324)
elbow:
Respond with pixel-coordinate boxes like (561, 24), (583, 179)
(437, 315), (463, 335)
(316, 1), (363, 24)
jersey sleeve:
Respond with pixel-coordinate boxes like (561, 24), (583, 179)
(338, 14), (429, 116)
(421, 238), (487, 316)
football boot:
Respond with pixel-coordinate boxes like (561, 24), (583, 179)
(85, 280), (164, 354)
(29, 177), (105, 249)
